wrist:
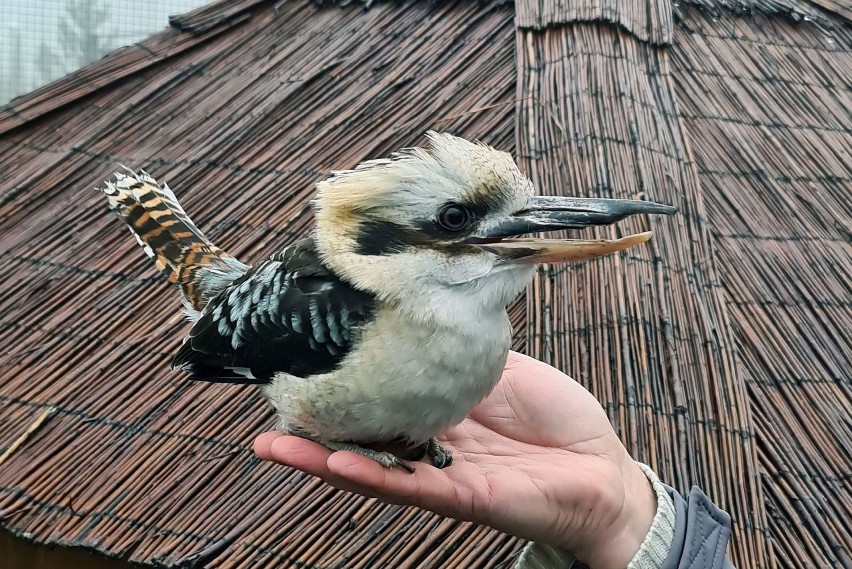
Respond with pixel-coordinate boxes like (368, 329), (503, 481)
(576, 457), (659, 569)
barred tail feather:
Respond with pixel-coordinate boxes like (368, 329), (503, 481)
(98, 168), (247, 312)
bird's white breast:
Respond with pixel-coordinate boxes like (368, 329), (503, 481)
(263, 304), (511, 444)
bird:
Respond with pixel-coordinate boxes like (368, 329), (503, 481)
(98, 131), (676, 472)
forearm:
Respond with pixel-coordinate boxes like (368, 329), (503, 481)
(515, 463), (734, 569)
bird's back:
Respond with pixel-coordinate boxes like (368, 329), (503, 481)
(99, 169), (375, 384)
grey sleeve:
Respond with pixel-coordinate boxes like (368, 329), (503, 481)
(660, 483), (735, 569)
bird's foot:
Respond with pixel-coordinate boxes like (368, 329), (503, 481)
(286, 427), (417, 472)
(322, 441), (415, 473)
(426, 437), (453, 468)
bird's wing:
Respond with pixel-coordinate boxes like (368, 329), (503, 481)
(172, 237), (374, 383)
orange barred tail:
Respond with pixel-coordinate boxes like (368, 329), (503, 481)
(99, 168), (245, 311)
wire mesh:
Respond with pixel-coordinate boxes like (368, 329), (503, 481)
(0, 0), (210, 105)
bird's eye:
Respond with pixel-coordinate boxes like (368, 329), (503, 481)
(437, 203), (472, 232)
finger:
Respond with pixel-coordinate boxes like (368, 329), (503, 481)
(253, 431), (285, 460)
(326, 451), (434, 507)
(506, 350), (524, 366)
(326, 451), (482, 521)
(263, 436), (383, 497)
(269, 435), (334, 476)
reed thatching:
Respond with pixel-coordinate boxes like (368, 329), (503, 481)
(516, 16), (767, 566)
(671, 7), (852, 566)
(0, 0), (849, 567)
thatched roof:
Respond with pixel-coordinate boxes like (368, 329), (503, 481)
(0, 0), (849, 567)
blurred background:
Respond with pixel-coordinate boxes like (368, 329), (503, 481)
(1, 0), (210, 105)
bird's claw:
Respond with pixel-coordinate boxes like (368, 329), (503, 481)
(426, 437), (453, 469)
(288, 429), (437, 473)
(351, 448), (415, 473)
(316, 439), (416, 473)
(378, 453), (415, 473)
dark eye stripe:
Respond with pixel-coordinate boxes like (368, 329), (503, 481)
(353, 194), (499, 257)
(355, 219), (426, 256)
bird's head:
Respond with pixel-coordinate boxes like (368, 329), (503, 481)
(314, 132), (676, 323)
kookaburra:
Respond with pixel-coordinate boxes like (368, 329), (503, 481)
(99, 132), (675, 471)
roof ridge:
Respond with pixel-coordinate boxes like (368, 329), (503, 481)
(802, 0), (851, 24)
(514, 0), (675, 45)
(0, 0), (264, 137)
(677, 0), (848, 28)
(169, 0), (270, 35)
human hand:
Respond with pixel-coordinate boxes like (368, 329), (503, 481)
(253, 351), (656, 569)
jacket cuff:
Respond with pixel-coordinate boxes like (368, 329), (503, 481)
(628, 462), (676, 568)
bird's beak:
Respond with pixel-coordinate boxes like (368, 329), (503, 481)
(468, 196), (677, 264)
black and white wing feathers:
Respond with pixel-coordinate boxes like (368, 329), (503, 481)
(172, 238), (374, 383)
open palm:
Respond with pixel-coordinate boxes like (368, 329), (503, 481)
(254, 351), (655, 565)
